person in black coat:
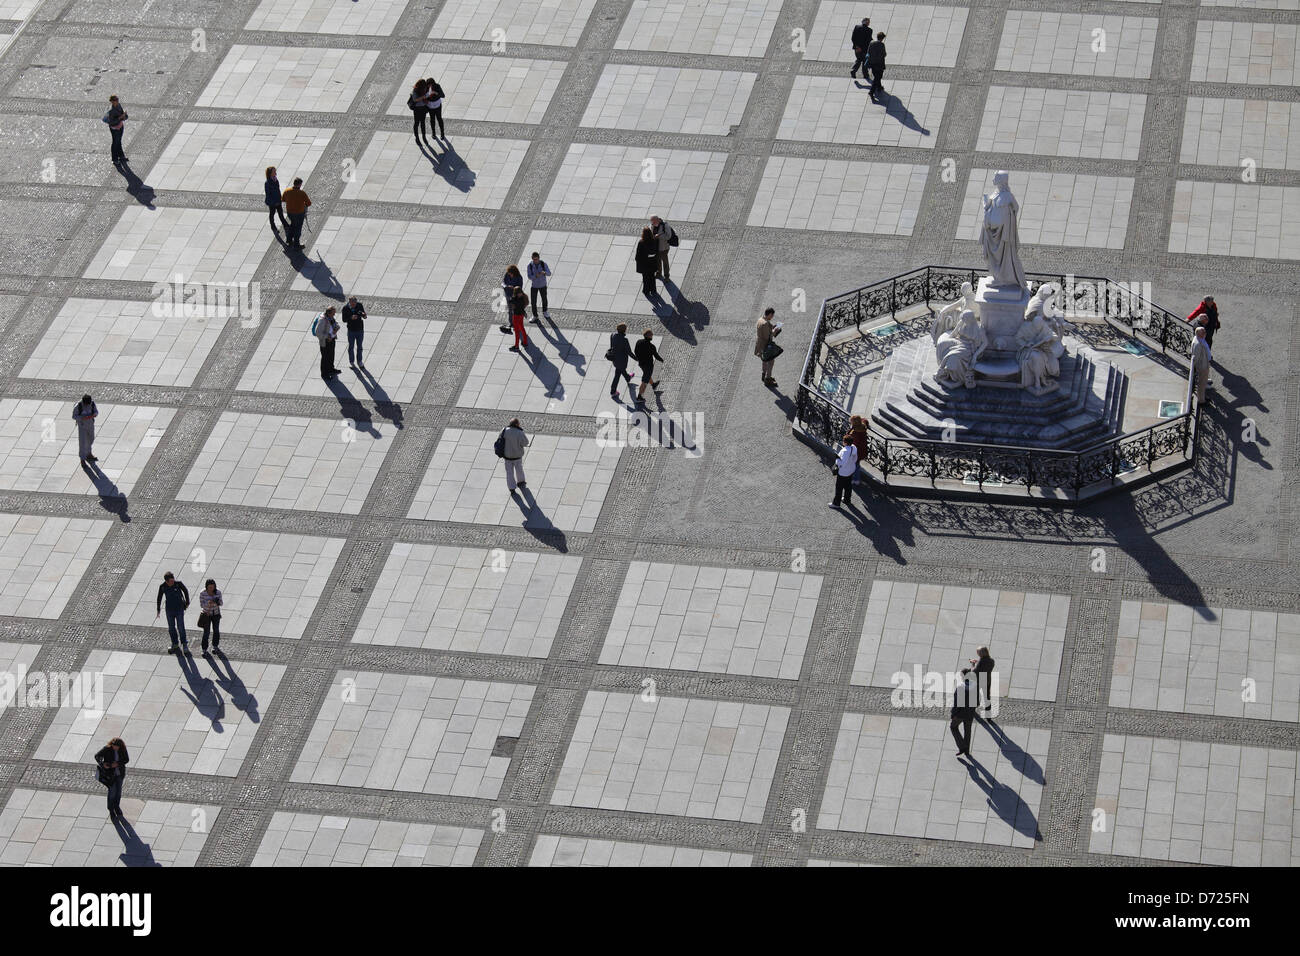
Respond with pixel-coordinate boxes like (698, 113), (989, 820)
(969, 646), (996, 712)
(633, 329), (663, 404)
(850, 17), (872, 78)
(608, 323), (635, 400)
(950, 670), (976, 757)
(95, 737), (130, 819)
(264, 166), (289, 233)
(867, 32), (887, 99)
(634, 227), (661, 301)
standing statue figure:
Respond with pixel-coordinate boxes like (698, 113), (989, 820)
(932, 281), (977, 344)
(980, 171), (1027, 292)
(934, 308), (987, 389)
(1016, 303), (1060, 392)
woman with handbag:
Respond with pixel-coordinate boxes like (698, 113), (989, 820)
(755, 307), (783, 386)
(95, 737), (129, 820)
(198, 578), (223, 654)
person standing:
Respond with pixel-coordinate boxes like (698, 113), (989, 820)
(527, 251), (552, 323)
(951, 669), (977, 757)
(282, 177), (311, 249)
(607, 322), (636, 401)
(830, 439), (858, 508)
(508, 288), (530, 351)
(1187, 295), (1219, 349)
(633, 329), (663, 404)
(105, 95), (128, 164)
(342, 296), (367, 366)
(754, 307), (782, 386)
(968, 646), (995, 713)
(155, 572), (191, 654)
(850, 17), (872, 78)
(264, 166), (290, 234)
(650, 215), (675, 281)
(315, 306), (340, 379)
(635, 227), (660, 301)
(408, 78), (430, 144)
(95, 737), (129, 820)
(1189, 325), (1212, 404)
(843, 414), (869, 462)
(426, 77), (446, 139)
(867, 32), (888, 99)
(500, 418), (529, 492)
(198, 579), (223, 654)
(72, 394), (98, 463)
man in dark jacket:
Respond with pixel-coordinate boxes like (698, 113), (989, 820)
(633, 329), (663, 404)
(342, 296), (367, 366)
(106, 95), (128, 164)
(634, 228), (661, 302)
(850, 17), (872, 78)
(951, 669), (977, 757)
(95, 738), (129, 819)
(155, 572), (191, 654)
(608, 323), (635, 401)
(867, 32), (887, 99)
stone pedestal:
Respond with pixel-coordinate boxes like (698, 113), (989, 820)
(975, 277), (1030, 352)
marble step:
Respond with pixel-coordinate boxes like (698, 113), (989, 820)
(906, 356), (1097, 423)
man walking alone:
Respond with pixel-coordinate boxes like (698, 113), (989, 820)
(282, 177), (311, 249)
(155, 572), (191, 654)
(72, 394), (98, 463)
(105, 96), (128, 164)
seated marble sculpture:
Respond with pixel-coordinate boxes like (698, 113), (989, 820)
(1025, 283), (1066, 357)
(1016, 303), (1060, 392)
(934, 308), (987, 389)
(931, 281), (977, 344)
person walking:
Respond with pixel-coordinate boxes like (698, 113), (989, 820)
(198, 579), (223, 654)
(850, 17), (872, 78)
(426, 77), (447, 139)
(950, 669), (977, 757)
(508, 288), (530, 351)
(95, 737), (129, 820)
(342, 296), (367, 366)
(754, 307), (782, 386)
(633, 329), (663, 404)
(650, 216), (675, 281)
(607, 322), (636, 401)
(1187, 295), (1219, 349)
(1190, 325), (1212, 405)
(968, 646), (995, 713)
(408, 78), (430, 144)
(315, 306), (340, 379)
(72, 394), (98, 463)
(830, 439), (858, 508)
(282, 177), (311, 249)
(155, 572), (191, 654)
(635, 227), (660, 302)
(527, 251), (552, 323)
(867, 32), (888, 99)
(105, 95), (128, 164)
(499, 418), (529, 492)
(264, 166), (290, 234)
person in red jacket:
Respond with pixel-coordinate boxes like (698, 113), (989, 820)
(1186, 295), (1219, 349)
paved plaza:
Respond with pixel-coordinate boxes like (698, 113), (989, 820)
(0, 0), (1297, 871)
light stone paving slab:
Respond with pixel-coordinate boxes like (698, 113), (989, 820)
(600, 562), (823, 679)
(81, 208), (269, 284)
(20, 299), (228, 389)
(1111, 601), (1300, 723)
(820, 713), (1049, 848)
(1192, 20), (1300, 85)
(0, 515), (110, 619)
(551, 692), (789, 822)
(388, 54), (567, 124)
(352, 543), (582, 656)
(175, 412), (394, 514)
(0, 789), (218, 867)
(529, 835), (753, 866)
(615, 0), (784, 57)
(290, 673), (534, 797)
(1201, 0), (1300, 7)
(408, 429), (621, 533)
(290, 218), (490, 301)
(851, 581), (1069, 702)
(109, 525), (345, 641)
(0, 642), (42, 716)
(34, 650), (286, 776)
(996, 12), (1159, 79)
(253, 812), (483, 866)
(957, 169), (1134, 249)
(1181, 99), (1300, 171)
(514, 230), (698, 313)
(245, 0), (409, 35)
(1169, 181), (1300, 260)
(432, 0), (598, 47)
(0, 400), (173, 497)
(457, 326), (623, 417)
(238, 310), (445, 402)
(1092, 734), (1300, 865)
(0, 1), (40, 17)
(806, 2), (969, 67)
(147, 123), (334, 195)
(747, 158), (928, 234)
(544, 144), (728, 221)
(197, 45), (379, 112)
(340, 132), (531, 209)
(778, 78), (947, 147)
(580, 65), (756, 135)
(978, 88), (1147, 161)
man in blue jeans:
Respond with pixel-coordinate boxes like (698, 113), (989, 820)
(342, 295), (366, 366)
(155, 572), (191, 654)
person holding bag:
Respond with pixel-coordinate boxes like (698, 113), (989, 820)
(95, 737), (130, 820)
(198, 578), (223, 654)
(754, 307), (783, 387)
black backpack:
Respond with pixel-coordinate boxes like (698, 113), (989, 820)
(493, 429), (506, 458)
(406, 93), (417, 110)
(667, 223), (680, 247)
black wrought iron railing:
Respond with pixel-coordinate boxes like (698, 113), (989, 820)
(796, 266), (1201, 500)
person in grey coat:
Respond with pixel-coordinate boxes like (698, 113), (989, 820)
(501, 418), (530, 492)
(1189, 325), (1212, 405)
(73, 395), (98, 462)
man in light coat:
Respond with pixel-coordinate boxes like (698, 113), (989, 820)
(1189, 325), (1211, 405)
(501, 418), (530, 492)
(754, 308), (781, 387)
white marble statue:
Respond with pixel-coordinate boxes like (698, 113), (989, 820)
(1016, 304), (1061, 393)
(1025, 282), (1066, 360)
(980, 171), (1027, 293)
(934, 308), (987, 389)
(932, 281), (977, 344)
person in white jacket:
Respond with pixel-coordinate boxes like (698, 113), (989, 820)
(830, 441), (858, 508)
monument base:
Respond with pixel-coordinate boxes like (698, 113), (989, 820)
(975, 277), (1031, 352)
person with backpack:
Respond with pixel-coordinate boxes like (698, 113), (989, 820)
(426, 77), (446, 139)
(104, 95), (128, 164)
(95, 736), (129, 820)
(198, 579), (223, 654)
(650, 215), (676, 281)
(408, 78), (430, 144)
(607, 322), (635, 401)
(527, 251), (552, 323)
(508, 288), (530, 351)
(633, 329), (663, 404)
(264, 166), (290, 234)
(314, 306), (340, 378)
(72, 394), (98, 463)
(496, 418), (529, 492)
